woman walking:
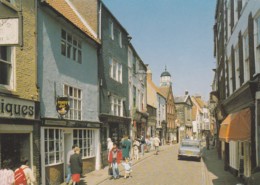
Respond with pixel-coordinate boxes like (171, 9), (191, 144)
(70, 147), (82, 185)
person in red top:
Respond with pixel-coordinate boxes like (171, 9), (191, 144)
(108, 143), (122, 179)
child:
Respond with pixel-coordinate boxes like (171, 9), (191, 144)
(121, 158), (132, 179)
(133, 138), (140, 160)
(108, 143), (122, 179)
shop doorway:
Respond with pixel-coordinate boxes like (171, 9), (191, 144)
(64, 132), (73, 178)
(0, 134), (30, 169)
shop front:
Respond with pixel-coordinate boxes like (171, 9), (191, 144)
(99, 114), (131, 167)
(40, 119), (101, 185)
(0, 95), (40, 182)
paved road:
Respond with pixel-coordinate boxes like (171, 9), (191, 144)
(99, 145), (204, 185)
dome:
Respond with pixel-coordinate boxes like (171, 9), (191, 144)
(160, 71), (171, 77)
(160, 66), (171, 77)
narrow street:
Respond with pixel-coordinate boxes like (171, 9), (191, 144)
(99, 145), (204, 185)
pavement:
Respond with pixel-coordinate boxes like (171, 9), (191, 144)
(202, 145), (245, 185)
(64, 143), (245, 185)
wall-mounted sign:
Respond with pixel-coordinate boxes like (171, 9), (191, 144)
(0, 95), (35, 119)
(56, 97), (70, 116)
(0, 18), (19, 45)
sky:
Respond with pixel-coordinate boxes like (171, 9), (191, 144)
(102, 0), (216, 101)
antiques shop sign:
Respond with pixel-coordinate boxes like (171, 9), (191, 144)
(0, 95), (35, 119)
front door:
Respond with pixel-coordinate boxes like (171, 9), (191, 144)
(64, 132), (73, 178)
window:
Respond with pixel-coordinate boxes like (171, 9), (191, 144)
(109, 57), (122, 83)
(0, 46), (14, 90)
(133, 58), (136, 74)
(61, 29), (82, 63)
(228, 57), (233, 94)
(118, 31), (122, 48)
(243, 32), (250, 81)
(73, 129), (95, 158)
(110, 96), (123, 116)
(133, 86), (136, 107)
(64, 85), (82, 120)
(255, 16), (260, 73)
(109, 19), (114, 40)
(44, 128), (63, 165)
(235, 46), (240, 90)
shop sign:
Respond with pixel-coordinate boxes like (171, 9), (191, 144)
(0, 18), (19, 45)
(0, 95), (35, 119)
(56, 97), (70, 116)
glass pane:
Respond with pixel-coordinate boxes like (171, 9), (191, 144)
(83, 149), (87, 157)
(78, 90), (81, 99)
(56, 152), (60, 162)
(73, 130), (78, 137)
(49, 152), (55, 164)
(49, 129), (54, 139)
(64, 85), (68, 96)
(83, 130), (86, 138)
(45, 141), (48, 152)
(74, 100), (78, 110)
(69, 87), (73, 96)
(67, 44), (71, 58)
(56, 141), (60, 151)
(73, 39), (77, 46)
(78, 41), (81, 48)
(44, 129), (48, 140)
(78, 111), (81, 120)
(61, 29), (66, 40)
(73, 47), (77, 61)
(55, 129), (59, 139)
(74, 89), (78, 98)
(78, 50), (82, 64)
(61, 41), (66, 56)
(79, 140), (82, 148)
(78, 101), (81, 110)
(45, 153), (48, 164)
(67, 34), (72, 43)
(49, 141), (54, 152)
(79, 130), (82, 138)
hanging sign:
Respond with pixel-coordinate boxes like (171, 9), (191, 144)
(56, 97), (70, 116)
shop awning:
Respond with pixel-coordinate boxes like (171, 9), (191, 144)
(219, 108), (251, 142)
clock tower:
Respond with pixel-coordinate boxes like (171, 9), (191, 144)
(160, 66), (172, 87)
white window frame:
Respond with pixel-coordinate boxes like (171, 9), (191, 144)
(73, 129), (95, 158)
(44, 128), (64, 166)
(228, 56), (233, 94)
(255, 16), (260, 74)
(243, 31), (250, 82)
(64, 85), (82, 120)
(0, 46), (15, 90)
(109, 19), (114, 40)
(109, 57), (122, 83)
(235, 45), (240, 89)
(61, 29), (82, 63)
(118, 31), (122, 48)
(110, 95), (123, 116)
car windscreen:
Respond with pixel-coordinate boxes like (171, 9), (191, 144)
(181, 141), (200, 148)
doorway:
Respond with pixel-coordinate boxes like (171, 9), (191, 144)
(64, 132), (73, 178)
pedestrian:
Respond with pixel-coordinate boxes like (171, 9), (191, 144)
(70, 147), (82, 185)
(108, 143), (122, 180)
(153, 135), (161, 155)
(206, 133), (210, 150)
(121, 158), (132, 179)
(107, 138), (113, 160)
(140, 135), (146, 156)
(121, 135), (131, 160)
(0, 159), (14, 185)
(66, 144), (78, 185)
(14, 157), (36, 185)
(145, 135), (151, 152)
(133, 138), (140, 160)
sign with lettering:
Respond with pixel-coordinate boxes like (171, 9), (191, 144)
(56, 97), (70, 116)
(0, 18), (19, 45)
(0, 96), (35, 119)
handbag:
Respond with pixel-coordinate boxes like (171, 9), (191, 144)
(108, 166), (113, 175)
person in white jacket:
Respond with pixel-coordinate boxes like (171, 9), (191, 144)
(107, 138), (113, 160)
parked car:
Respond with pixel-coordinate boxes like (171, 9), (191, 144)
(178, 139), (202, 161)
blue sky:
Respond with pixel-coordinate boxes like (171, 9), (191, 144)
(102, 0), (216, 101)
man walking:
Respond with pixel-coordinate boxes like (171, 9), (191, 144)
(153, 135), (160, 155)
(66, 144), (77, 185)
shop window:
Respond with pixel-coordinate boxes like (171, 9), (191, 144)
(73, 129), (95, 158)
(44, 128), (63, 165)
(0, 46), (14, 90)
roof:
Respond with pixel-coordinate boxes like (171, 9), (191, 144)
(159, 86), (169, 98)
(160, 71), (171, 77)
(43, 0), (100, 44)
(174, 96), (187, 103)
